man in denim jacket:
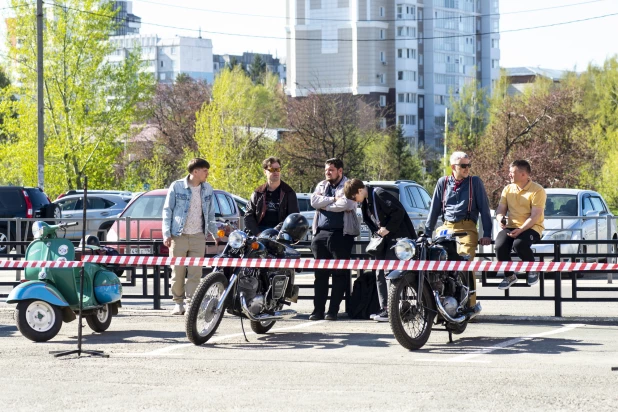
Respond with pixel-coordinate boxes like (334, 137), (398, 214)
(309, 158), (360, 321)
(163, 158), (220, 315)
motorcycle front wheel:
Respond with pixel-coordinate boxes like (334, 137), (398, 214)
(15, 299), (63, 342)
(185, 271), (228, 345)
(388, 278), (434, 350)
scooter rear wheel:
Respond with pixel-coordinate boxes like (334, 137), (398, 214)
(15, 299), (63, 342)
(86, 304), (112, 332)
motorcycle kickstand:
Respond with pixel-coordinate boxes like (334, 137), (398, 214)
(448, 331), (453, 343)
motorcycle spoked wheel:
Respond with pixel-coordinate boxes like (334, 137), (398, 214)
(86, 304), (112, 332)
(15, 299), (63, 342)
(185, 271), (228, 345)
(388, 279), (434, 350)
(249, 304), (282, 334)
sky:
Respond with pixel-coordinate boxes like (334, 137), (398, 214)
(128, 0), (618, 71)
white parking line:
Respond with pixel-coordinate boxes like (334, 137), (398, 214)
(417, 324), (584, 363)
(118, 319), (327, 357)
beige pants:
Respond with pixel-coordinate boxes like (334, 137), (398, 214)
(170, 233), (206, 304)
(436, 220), (479, 306)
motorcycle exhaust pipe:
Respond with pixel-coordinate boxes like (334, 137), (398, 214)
(434, 291), (466, 324)
(240, 293), (297, 322)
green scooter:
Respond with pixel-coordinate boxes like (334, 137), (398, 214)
(7, 221), (122, 342)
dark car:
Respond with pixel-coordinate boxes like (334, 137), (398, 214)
(106, 188), (241, 256)
(0, 186), (61, 253)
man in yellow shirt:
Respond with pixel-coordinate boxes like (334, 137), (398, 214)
(495, 160), (546, 290)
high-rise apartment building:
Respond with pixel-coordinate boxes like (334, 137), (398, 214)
(286, 0), (500, 152)
(111, 1), (141, 36)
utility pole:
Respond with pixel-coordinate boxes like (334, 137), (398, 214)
(443, 107), (448, 170)
(37, 0), (44, 189)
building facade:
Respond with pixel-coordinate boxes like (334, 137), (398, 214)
(108, 34), (214, 84)
(286, 0), (500, 151)
(111, 1), (141, 36)
(213, 52), (286, 83)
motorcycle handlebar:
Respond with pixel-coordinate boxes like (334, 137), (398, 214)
(59, 221), (79, 228)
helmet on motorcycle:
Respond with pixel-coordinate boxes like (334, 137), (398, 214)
(79, 235), (101, 248)
(278, 213), (309, 244)
(258, 228), (279, 240)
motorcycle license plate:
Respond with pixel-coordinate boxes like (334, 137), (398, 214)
(360, 224), (369, 233)
(130, 246), (152, 255)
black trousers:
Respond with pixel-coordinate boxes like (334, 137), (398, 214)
(495, 228), (541, 275)
(311, 229), (355, 315)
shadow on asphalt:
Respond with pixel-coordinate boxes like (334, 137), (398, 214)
(209, 331), (393, 350)
(50, 329), (187, 344)
(421, 336), (601, 355)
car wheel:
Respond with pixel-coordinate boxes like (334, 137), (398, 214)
(0, 225), (15, 254)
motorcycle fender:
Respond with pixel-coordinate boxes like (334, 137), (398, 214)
(6, 281), (69, 307)
(386, 270), (406, 281)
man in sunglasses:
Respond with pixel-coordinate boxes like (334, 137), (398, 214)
(425, 151), (492, 316)
(244, 156), (300, 235)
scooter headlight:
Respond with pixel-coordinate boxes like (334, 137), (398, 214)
(228, 230), (247, 249)
(32, 221), (45, 239)
(395, 239), (416, 261)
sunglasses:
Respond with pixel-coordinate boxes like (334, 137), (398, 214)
(266, 167), (281, 173)
(456, 163), (472, 169)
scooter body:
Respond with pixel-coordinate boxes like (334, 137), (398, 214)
(7, 221), (122, 342)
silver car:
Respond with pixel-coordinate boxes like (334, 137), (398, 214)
(53, 193), (134, 240)
(533, 189), (617, 262)
(296, 192), (367, 241)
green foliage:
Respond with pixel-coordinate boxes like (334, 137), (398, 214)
(248, 54), (267, 84)
(362, 125), (423, 182)
(0, 0), (154, 198)
(193, 67), (284, 198)
(447, 78), (488, 152)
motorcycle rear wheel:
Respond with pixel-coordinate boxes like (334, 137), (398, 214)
(388, 278), (434, 350)
(185, 271), (228, 345)
(250, 319), (276, 334)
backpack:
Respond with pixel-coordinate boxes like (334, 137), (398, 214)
(347, 270), (381, 320)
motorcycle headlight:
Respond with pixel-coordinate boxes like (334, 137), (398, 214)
(228, 230), (247, 249)
(32, 221), (44, 239)
(543, 230), (576, 241)
(394, 239), (416, 261)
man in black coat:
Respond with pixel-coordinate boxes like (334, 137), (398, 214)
(344, 178), (417, 322)
(244, 157), (300, 235)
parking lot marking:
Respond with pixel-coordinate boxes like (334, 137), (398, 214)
(123, 319), (328, 357)
(418, 324), (583, 363)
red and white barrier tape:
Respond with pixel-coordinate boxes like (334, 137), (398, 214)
(0, 260), (83, 269)
(2, 256), (617, 272)
(78, 255), (618, 273)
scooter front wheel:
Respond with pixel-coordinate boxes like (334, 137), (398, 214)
(185, 271), (228, 345)
(86, 304), (112, 332)
(15, 299), (63, 342)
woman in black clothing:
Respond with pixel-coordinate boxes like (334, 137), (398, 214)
(344, 179), (417, 322)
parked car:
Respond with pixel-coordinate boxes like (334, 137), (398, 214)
(56, 189), (133, 200)
(534, 189), (617, 263)
(364, 180), (432, 236)
(106, 189), (241, 256)
(0, 186), (61, 253)
(53, 193), (134, 240)
(231, 194), (248, 218)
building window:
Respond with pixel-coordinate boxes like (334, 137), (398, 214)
(380, 51), (385, 62)
(493, 20), (499, 32)
(380, 29), (385, 39)
(405, 115), (416, 125)
(160, 73), (166, 81)
(434, 95), (445, 105)
(419, 74), (424, 88)
(419, 54), (423, 65)
(379, 95), (386, 107)
(397, 71), (417, 81)
(160, 61), (164, 68)
(398, 115), (405, 124)
(379, 73), (385, 84)
(380, 117), (387, 129)
(419, 119), (424, 130)
(419, 95), (424, 108)
(380, 7), (384, 17)
(492, 39), (499, 48)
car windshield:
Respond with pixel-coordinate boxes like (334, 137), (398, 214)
(123, 195), (166, 218)
(298, 198), (315, 212)
(545, 194), (578, 217)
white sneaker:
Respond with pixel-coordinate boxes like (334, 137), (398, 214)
(171, 303), (185, 315)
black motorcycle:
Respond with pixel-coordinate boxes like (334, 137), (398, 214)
(185, 214), (310, 345)
(387, 230), (481, 350)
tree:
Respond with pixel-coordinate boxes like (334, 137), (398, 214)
(471, 75), (592, 207)
(447, 78), (488, 153)
(134, 73), (211, 186)
(193, 67), (285, 198)
(278, 91), (384, 191)
(0, 0), (154, 197)
(361, 126), (424, 182)
(248, 54), (267, 84)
